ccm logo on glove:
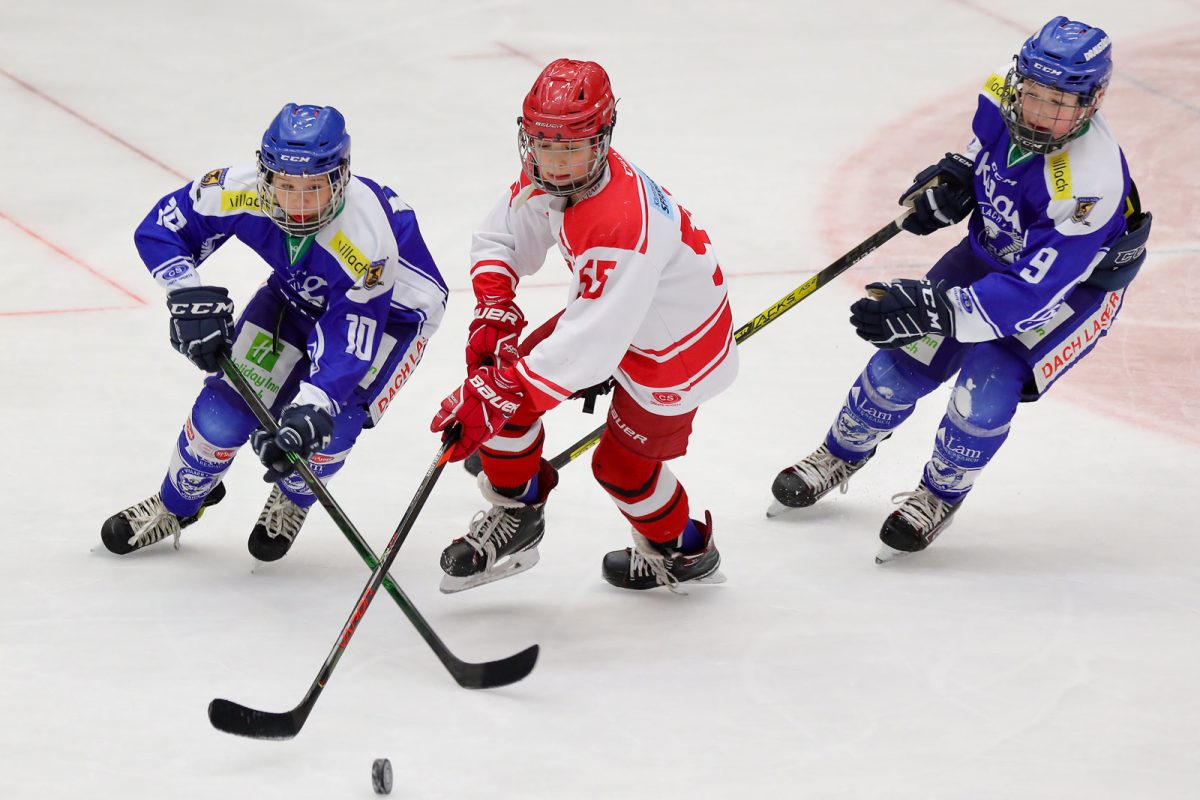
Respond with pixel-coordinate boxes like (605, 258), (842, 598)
(169, 300), (235, 315)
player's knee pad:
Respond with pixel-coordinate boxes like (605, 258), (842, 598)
(864, 349), (944, 405)
(592, 436), (690, 544)
(193, 376), (260, 446)
(592, 434), (656, 488)
(950, 345), (1027, 431)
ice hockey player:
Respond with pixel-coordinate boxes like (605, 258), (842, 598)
(430, 58), (738, 593)
(101, 104), (446, 561)
(767, 17), (1151, 562)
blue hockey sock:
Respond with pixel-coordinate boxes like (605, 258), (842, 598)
(517, 473), (540, 504)
(493, 472), (540, 504)
(678, 519), (704, 553)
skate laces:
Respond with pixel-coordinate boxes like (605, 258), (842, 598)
(258, 487), (309, 542)
(123, 494), (182, 550)
(791, 444), (858, 496)
(629, 533), (685, 595)
(464, 506), (522, 566)
(891, 486), (952, 530)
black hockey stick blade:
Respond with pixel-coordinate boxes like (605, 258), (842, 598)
(455, 643), (539, 689)
(207, 697), (311, 741)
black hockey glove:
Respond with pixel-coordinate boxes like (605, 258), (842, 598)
(899, 153), (977, 236)
(167, 286), (234, 372)
(250, 404), (335, 482)
(850, 279), (956, 348)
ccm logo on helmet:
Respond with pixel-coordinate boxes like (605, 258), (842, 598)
(281, 154), (312, 162)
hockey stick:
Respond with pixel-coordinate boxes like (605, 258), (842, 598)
(546, 210), (912, 470)
(210, 360), (538, 729)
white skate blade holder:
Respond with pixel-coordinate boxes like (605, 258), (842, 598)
(439, 547), (542, 594)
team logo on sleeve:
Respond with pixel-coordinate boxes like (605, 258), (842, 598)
(199, 167), (229, 188)
(1072, 196), (1100, 225)
(364, 259), (386, 289)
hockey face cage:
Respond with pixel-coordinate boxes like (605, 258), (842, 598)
(517, 123), (612, 198)
(1001, 67), (1101, 155)
(256, 158), (350, 237)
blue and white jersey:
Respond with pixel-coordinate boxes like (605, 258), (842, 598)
(947, 70), (1131, 342)
(135, 164), (447, 411)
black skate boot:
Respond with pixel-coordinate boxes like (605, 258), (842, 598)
(875, 483), (962, 564)
(101, 483), (227, 555)
(767, 443), (875, 518)
(247, 485), (311, 562)
(439, 459), (559, 593)
(601, 511), (725, 593)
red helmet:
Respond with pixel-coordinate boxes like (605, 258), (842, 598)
(520, 59), (616, 140)
(518, 59), (617, 196)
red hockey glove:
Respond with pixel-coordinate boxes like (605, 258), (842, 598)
(430, 365), (524, 461)
(465, 296), (526, 370)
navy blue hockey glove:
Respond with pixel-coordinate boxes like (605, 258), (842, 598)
(899, 153), (977, 236)
(250, 404), (335, 482)
(850, 279), (956, 348)
(167, 286), (234, 372)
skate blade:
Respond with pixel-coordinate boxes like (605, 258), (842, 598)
(439, 548), (541, 594)
(763, 503), (792, 522)
(692, 568), (726, 585)
(874, 543), (911, 565)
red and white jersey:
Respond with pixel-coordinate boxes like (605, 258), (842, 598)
(469, 150), (738, 416)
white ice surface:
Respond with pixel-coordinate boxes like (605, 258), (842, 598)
(2, 1), (1199, 798)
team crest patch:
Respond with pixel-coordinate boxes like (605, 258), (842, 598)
(364, 259), (386, 288)
(199, 167), (229, 188)
(1072, 196), (1100, 224)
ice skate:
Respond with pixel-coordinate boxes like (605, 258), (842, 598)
(439, 461), (558, 593)
(247, 485), (311, 562)
(874, 483), (961, 564)
(767, 444), (873, 518)
(601, 512), (725, 594)
(101, 483), (227, 555)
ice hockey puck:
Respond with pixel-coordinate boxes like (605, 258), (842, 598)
(372, 758), (393, 795)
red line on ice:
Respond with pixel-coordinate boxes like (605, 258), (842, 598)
(0, 210), (147, 306)
(0, 66), (188, 181)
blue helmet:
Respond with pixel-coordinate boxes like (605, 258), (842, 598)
(1017, 16), (1112, 95)
(1001, 17), (1112, 154)
(257, 104), (351, 236)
